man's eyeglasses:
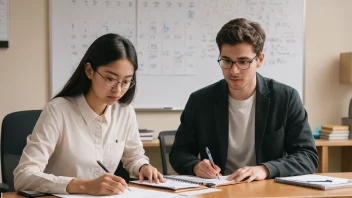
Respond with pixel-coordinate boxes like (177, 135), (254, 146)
(95, 70), (135, 90)
(217, 55), (257, 70)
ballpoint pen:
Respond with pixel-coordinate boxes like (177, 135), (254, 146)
(97, 160), (131, 191)
(305, 180), (333, 182)
(205, 147), (220, 180)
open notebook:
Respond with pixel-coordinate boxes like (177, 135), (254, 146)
(130, 175), (237, 192)
(275, 174), (352, 190)
(164, 175), (238, 187)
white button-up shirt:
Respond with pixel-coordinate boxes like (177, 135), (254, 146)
(14, 94), (149, 193)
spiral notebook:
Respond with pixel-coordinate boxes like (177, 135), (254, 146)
(130, 175), (237, 192)
(275, 174), (352, 190)
(130, 178), (207, 193)
(164, 175), (238, 187)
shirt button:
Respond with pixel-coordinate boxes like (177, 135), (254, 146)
(98, 116), (102, 121)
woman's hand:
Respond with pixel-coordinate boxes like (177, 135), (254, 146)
(67, 173), (129, 195)
(138, 164), (165, 183)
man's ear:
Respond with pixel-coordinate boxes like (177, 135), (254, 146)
(256, 53), (265, 69)
(84, 63), (94, 79)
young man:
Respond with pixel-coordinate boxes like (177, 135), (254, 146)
(169, 18), (318, 183)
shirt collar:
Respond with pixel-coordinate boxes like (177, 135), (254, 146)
(76, 94), (112, 125)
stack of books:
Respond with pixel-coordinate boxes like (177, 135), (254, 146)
(320, 125), (350, 140)
(139, 129), (154, 141)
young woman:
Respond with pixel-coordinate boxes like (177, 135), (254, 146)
(14, 33), (164, 195)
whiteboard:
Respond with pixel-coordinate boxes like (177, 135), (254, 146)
(0, 0), (9, 48)
(50, 0), (305, 110)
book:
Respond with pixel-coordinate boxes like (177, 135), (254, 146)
(138, 129), (154, 141)
(321, 125), (349, 131)
(320, 136), (349, 140)
(275, 174), (352, 190)
(320, 133), (349, 137)
(139, 133), (153, 137)
(320, 131), (349, 136)
(139, 129), (154, 133)
(130, 175), (238, 192)
(320, 129), (349, 134)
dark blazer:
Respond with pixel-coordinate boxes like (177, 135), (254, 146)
(169, 73), (318, 178)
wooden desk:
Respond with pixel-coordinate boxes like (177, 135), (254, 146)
(142, 139), (160, 148)
(3, 173), (352, 198)
(143, 139), (352, 173)
(194, 172), (352, 198)
(315, 139), (352, 173)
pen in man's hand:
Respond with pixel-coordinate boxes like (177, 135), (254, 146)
(205, 147), (220, 180)
(96, 160), (131, 191)
(305, 180), (333, 182)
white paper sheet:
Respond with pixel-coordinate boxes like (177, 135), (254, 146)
(54, 187), (191, 198)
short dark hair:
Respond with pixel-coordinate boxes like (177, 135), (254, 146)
(53, 33), (138, 105)
(216, 18), (266, 55)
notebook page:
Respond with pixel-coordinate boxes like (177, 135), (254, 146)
(278, 174), (350, 185)
(55, 187), (188, 198)
(165, 175), (234, 185)
(130, 179), (200, 190)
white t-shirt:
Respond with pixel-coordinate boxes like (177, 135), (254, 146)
(225, 92), (257, 175)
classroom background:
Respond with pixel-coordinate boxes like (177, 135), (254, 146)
(1, 0), (352, 177)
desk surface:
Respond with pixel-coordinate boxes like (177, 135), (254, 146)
(315, 139), (352, 146)
(142, 139), (160, 148)
(3, 173), (352, 198)
(144, 139), (352, 148)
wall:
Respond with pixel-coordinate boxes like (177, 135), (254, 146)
(1, 0), (352, 178)
(0, 0), (49, 118)
(305, 0), (352, 133)
(305, 0), (352, 172)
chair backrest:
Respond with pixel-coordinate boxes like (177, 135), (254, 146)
(158, 130), (177, 175)
(1, 110), (130, 191)
(1, 110), (42, 191)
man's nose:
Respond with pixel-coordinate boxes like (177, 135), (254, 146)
(230, 64), (241, 74)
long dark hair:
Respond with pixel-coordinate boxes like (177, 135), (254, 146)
(53, 33), (138, 105)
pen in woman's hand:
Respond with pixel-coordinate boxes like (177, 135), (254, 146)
(96, 160), (131, 191)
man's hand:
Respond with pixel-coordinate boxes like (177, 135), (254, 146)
(227, 165), (269, 183)
(193, 159), (221, 178)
